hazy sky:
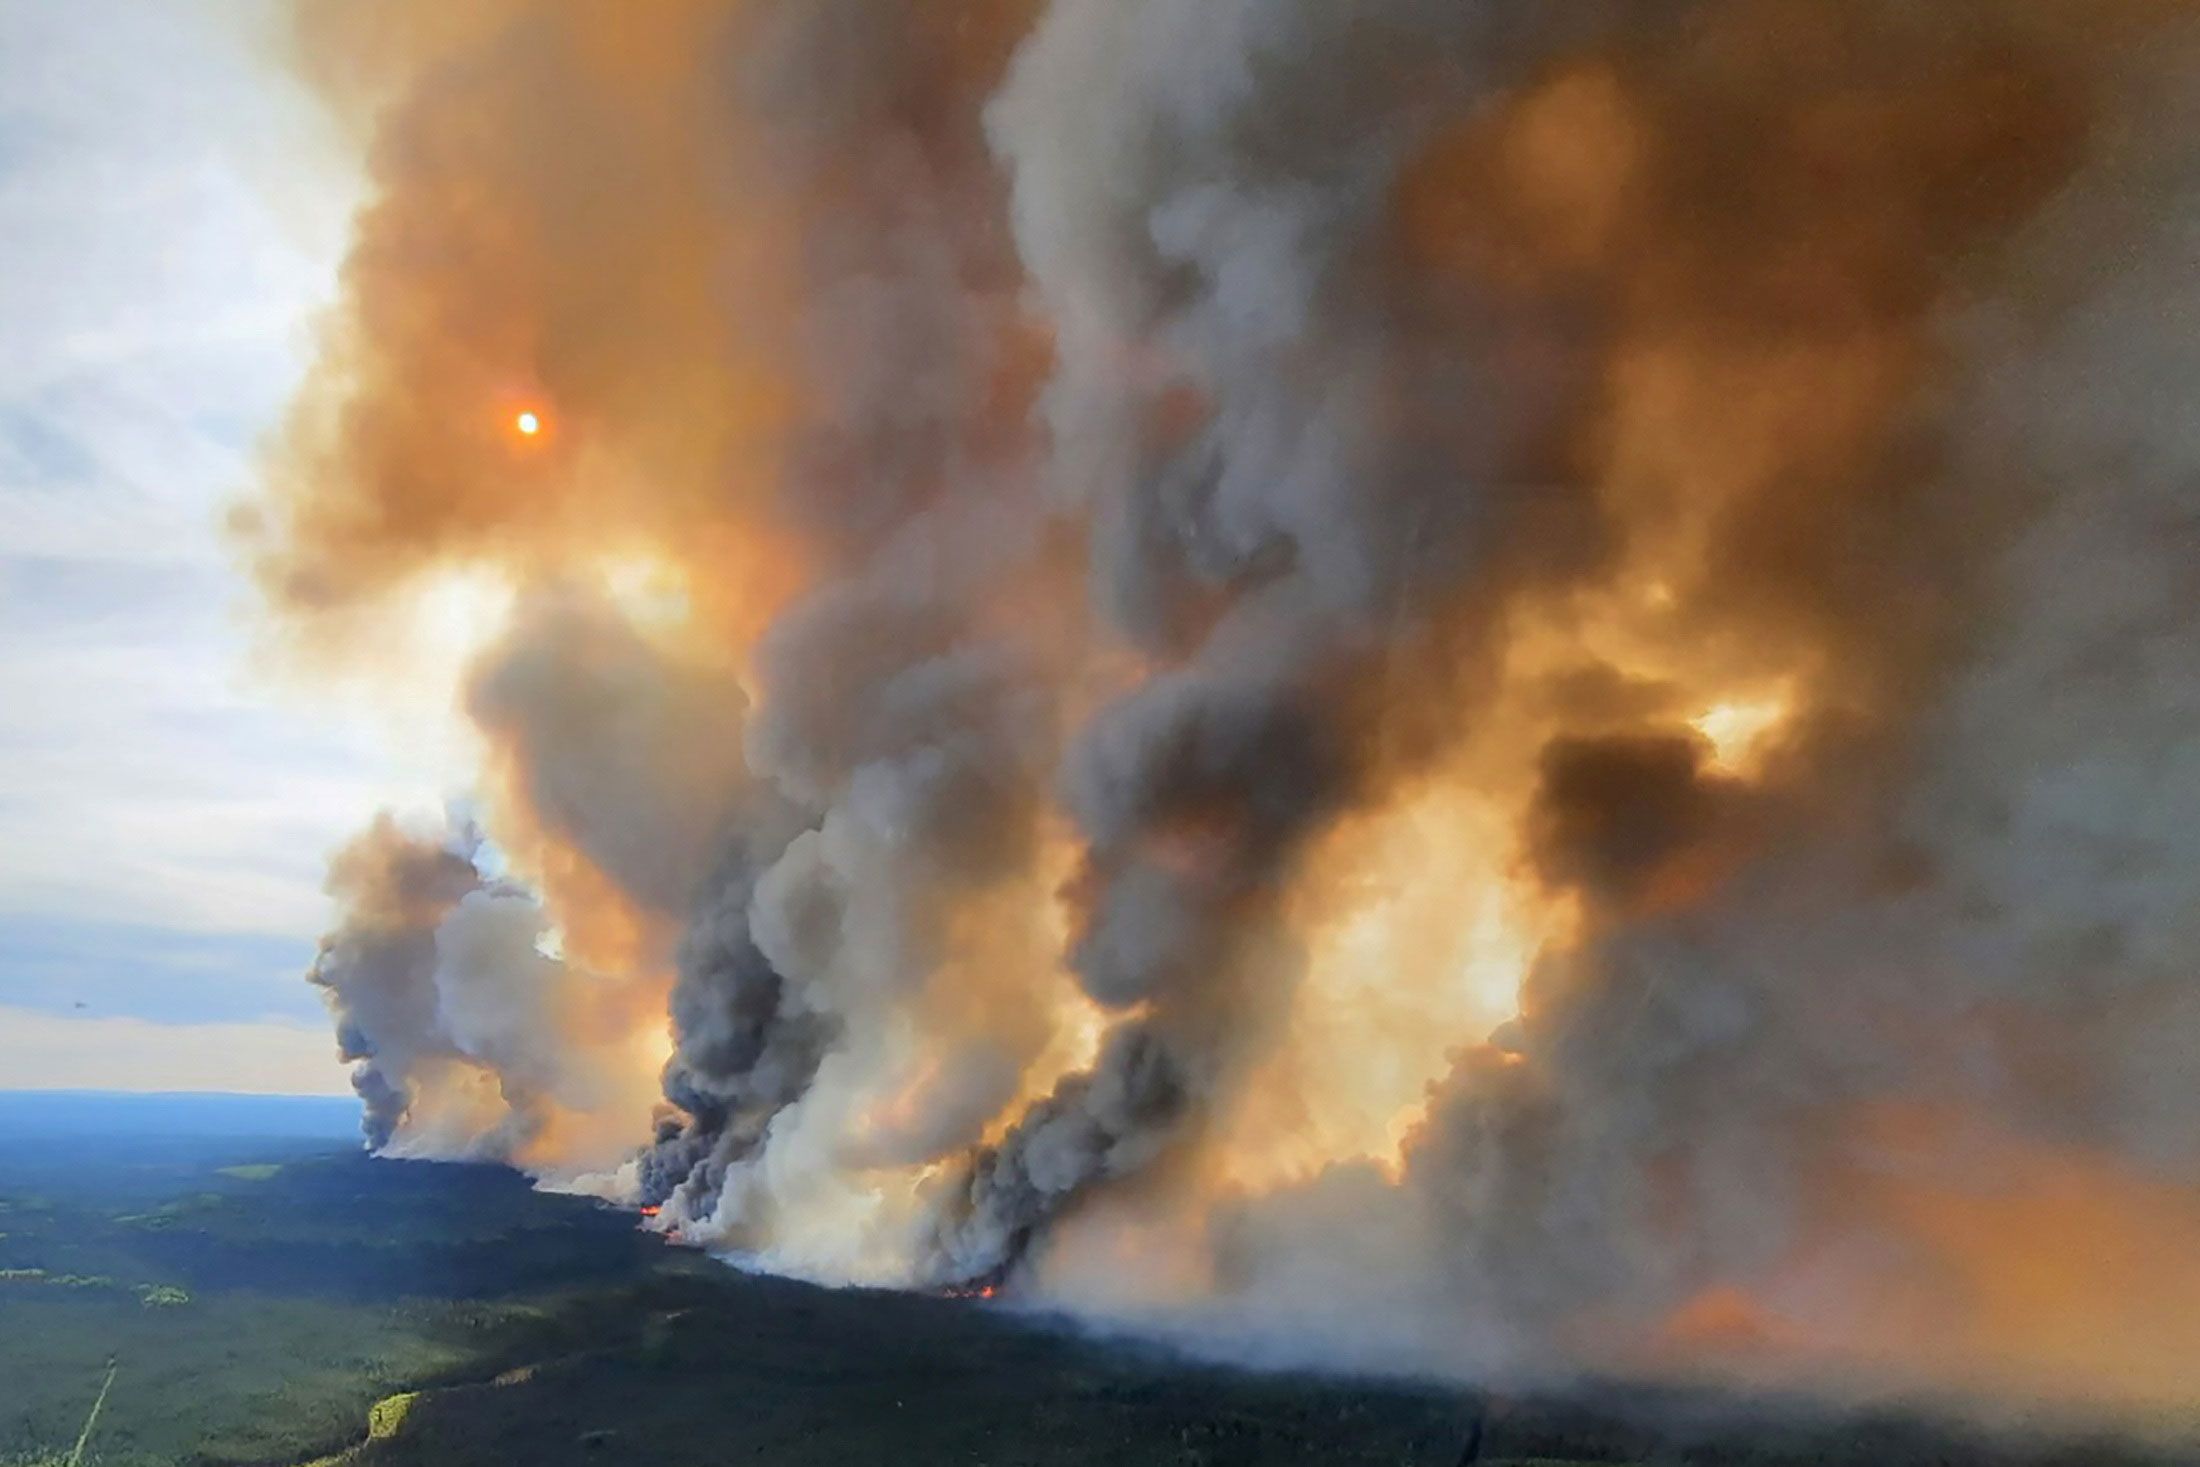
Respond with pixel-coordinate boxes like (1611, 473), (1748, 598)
(0, 2), (434, 1093)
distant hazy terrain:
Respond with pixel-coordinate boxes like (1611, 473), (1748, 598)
(0, 1093), (360, 1142)
(1, 1094), (2188, 1467)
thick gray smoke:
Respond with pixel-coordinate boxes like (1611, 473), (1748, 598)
(308, 812), (666, 1168)
(468, 585), (757, 921)
(914, 0), (1616, 1284)
(604, 5), (1079, 1264)
(308, 817), (484, 1149)
(268, 0), (2200, 1419)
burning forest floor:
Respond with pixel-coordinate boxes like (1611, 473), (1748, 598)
(0, 1096), (2188, 1467)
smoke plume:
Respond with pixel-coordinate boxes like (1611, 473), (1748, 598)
(307, 814), (662, 1167)
(256, 0), (2200, 1421)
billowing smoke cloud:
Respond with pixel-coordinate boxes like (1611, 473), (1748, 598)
(308, 816), (482, 1150)
(262, 0), (2200, 1423)
(307, 815), (660, 1167)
